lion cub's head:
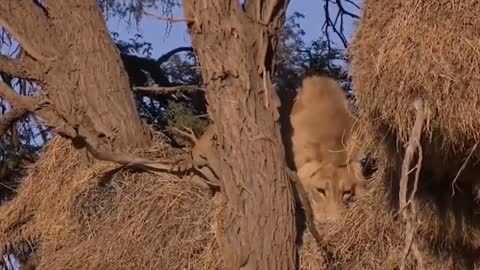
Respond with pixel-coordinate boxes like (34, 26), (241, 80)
(297, 159), (365, 223)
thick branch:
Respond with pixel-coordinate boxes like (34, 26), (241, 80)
(0, 0), (58, 62)
(0, 80), (40, 109)
(0, 81), (43, 139)
(133, 85), (204, 96)
(0, 55), (42, 80)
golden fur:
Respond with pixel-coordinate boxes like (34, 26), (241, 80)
(191, 124), (220, 186)
(290, 74), (365, 222)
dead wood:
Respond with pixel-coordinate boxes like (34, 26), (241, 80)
(398, 99), (426, 270)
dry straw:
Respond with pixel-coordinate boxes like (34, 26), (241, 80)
(349, 0), (480, 155)
(317, 0), (480, 268)
(319, 165), (480, 269)
(0, 137), (221, 269)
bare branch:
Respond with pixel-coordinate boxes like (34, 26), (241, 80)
(344, 0), (360, 9)
(0, 55), (42, 80)
(82, 138), (207, 174)
(322, 0), (360, 49)
(144, 11), (194, 23)
(335, 0), (360, 19)
(133, 85), (205, 96)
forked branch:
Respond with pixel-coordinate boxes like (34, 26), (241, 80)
(398, 98), (426, 270)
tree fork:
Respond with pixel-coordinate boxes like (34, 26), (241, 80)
(0, 0), (151, 151)
(184, 0), (297, 269)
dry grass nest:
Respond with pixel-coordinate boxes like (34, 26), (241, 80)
(0, 136), (221, 270)
(350, 0), (480, 155)
(316, 165), (480, 270)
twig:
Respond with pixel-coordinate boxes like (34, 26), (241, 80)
(451, 142), (478, 197)
(335, 0), (360, 19)
(398, 98), (426, 270)
(143, 11), (194, 23)
(170, 126), (198, 144)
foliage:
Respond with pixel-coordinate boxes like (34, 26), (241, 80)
(112, 32), (207, 145)
(98, 0), (179, 23)
(111, 32), (153, 57)
(273, 12), (350, 95)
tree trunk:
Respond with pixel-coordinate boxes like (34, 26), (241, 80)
(0, 0), (151, 151)
(184, 1), (297, 269)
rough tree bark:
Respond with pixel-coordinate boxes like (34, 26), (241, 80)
(0, 0), (151, 151)
(184, 1), (297, 269)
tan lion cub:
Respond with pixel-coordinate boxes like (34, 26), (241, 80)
(290, 73), (365, 223)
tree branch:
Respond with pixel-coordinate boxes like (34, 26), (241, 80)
(133, 85), (205, 96)
(143, 11), (194, 23)
(0, 80), (40, 110)
(322, 0), (360, 49)
(0, 0), (58, 62)
(0, 55), (42, 80)
(335, 0), (360, 19)
(156, 46), (194, 65)
(0, 80), (43, 139)
(77, 135), (209, 175)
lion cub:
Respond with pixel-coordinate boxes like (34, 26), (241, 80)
(290, 73), (365, 223)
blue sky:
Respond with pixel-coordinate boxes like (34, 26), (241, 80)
(106, 1), (359, 58)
